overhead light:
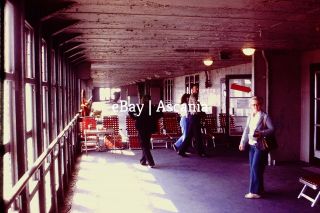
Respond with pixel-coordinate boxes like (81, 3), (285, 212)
(242, 48), (255, 56)
(203, 58), (213, 66)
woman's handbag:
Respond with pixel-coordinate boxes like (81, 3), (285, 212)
(261, 135), (277, 151)
(261, 114), (278, 151)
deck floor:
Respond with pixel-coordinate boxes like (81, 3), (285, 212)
(63, 148), (320, 213)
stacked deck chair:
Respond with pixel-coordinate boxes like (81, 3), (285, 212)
(103, 116), (123, 149)
(79, 116), (97, 153)
(126, 116), (140, 149)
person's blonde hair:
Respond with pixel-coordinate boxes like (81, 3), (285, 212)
(251, 96), (263, 105)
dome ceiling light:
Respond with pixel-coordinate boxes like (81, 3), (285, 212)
(242, 48), (255, 56)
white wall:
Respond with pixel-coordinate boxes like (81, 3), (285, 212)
(300, 50), (320, 162)
(172, 63), (252, 113)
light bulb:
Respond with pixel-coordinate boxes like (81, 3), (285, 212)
(203, 58), (213, 66)
(242, 48), (255, 56)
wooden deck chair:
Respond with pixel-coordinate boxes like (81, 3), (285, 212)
(229, 115), (243, 135)
(298, 174), (320, 207)
(103, 116), (123, 149)
(126, 116), (140, 149)
(162, 113), (181, 141)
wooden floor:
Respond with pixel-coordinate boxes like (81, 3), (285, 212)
(62, 148), (320, 213)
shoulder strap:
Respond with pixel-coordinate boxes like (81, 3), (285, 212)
(263, 113), (267, 128)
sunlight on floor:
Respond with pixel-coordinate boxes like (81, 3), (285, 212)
(109, 149), (136, 156)
(70, 154), (178, 213)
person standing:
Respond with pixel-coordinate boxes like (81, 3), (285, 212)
(129, 95), (161, 168)
(80, 89), (91, 116)
(173, 93), (190, 157)
(239, 96), (274, 199)
(187, 84), (206, 157)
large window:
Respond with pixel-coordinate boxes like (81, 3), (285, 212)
(99, 88), (120, 101)
(24, 24), (38, 197)
(164, 79), (173, 105)
(185, 74), (199, 94)
(51, 50), (57, 139)
(3, 2), (17, 205)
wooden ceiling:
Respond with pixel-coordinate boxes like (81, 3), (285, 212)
(39, 0), (320, 87)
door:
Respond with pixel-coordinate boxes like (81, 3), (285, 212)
(311, 64), (320, 161)
(225, 74), (252, 136)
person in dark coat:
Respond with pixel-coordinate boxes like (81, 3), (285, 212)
(179, 84), (207, 157)
(129, 95), (162, 168)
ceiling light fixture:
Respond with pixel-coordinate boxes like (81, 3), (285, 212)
(203, 58), (213, 66)
(242, 48), (255, 56)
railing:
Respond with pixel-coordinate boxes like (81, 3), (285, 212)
(4, 114), (80, 212)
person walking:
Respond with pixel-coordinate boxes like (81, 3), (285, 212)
(187, 84), (206, 157)
(129, 95), (161, 168)
(173, 93), (190, 157)
(239, 96), (274, 199)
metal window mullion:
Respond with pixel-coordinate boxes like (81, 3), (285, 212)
(49, 151), (58, 212)
(56, 139), (64, 205)
(62, 136), (69, 188)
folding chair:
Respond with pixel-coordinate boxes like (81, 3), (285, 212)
(298, 174), (320, 207)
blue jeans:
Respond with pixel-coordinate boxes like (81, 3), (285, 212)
(249, 145), (268, 194)
(174, 116), (189, 150)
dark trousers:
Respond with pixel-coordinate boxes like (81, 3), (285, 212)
(249, 145), (268, 194)
(138, 131), (155, 166)
(185, 115), (205, 155)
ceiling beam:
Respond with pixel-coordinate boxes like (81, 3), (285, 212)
(41, 1), (78, 22)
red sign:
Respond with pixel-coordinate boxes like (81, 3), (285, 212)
(230, 83), (251, 93)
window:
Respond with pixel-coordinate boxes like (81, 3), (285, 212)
(3, 4), (18, 210)
(41, 39), (48, 82)
(25, 83), (37, 169)
(164, 79), (173, 104)
(51, 50), (56, 85)
(51, 88), (57, 139)
(4, 1), (14, 73)
(99, 88), (121, 101)
(42, 87), (49, 154)
(24, 23), (38, 192)
(25, 24), (34, 78)
(185, 74), (199, 94)
(3, 80), (17, 199)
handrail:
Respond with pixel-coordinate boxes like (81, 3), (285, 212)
(4, 113), (80, 209)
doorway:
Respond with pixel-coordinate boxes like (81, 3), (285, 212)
(225, 74), (252, 136)
(310, 63), (320, 162)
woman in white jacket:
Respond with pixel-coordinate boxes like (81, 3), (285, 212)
(239, 96), (274, 199)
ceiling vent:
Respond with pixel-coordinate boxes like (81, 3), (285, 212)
(219, 51), (232, 60)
